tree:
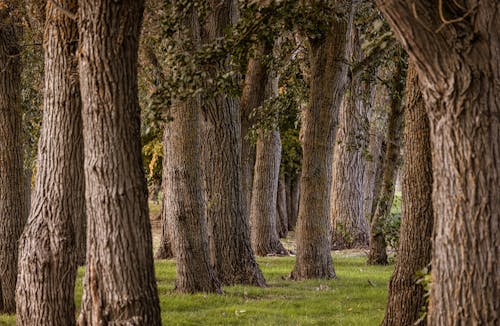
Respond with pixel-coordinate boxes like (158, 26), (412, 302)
(330, 27), (370, 249)
(290, 0), (352, 280)
(367, 52), (405, 265)
(162, 1), (221, 294)
(250, 122), (287, 255)
(77, 0), (161, 324)
(377, 0), (499, 323)
(276, 174), (289, 238)
(16, 0), (85, 322)
(0, 9), (26, 314)
(200, 0), (266, 286)
(382, 62), (433, 326)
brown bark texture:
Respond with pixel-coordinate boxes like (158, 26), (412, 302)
(382, 63), (433, 326)
(250, 130), (287, 256)
(291, 2), (352, 280)
(363, 77), (389, 223)
(77, 0), (161, 324)
(16, 1), (84, 323)
(0, 18), (25, 314)
(330, 28), (369, 249)
(162, 3), (221, 294)
(155, 196), (174, 259)
(286, 173), (300, 231)
(378, 1), (499, 323)
(241, 43), (272, 217)
(201, 0), (266, 286)
(276, 174), (289, 238)
(367, 55), (405, 266)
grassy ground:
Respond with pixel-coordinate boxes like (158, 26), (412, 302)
(0, 254), (393, 325)
(1, 200), (397, 325)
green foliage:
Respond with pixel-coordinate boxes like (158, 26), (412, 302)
(383, 192), (402, 253)
(415, 265), (432, 325)
(0, 254), (394, 325)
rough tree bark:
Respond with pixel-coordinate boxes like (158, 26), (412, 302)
(162, 2), (221, 294)
(377, 1), (499, 323)
(276, 174), (289, 238)
(330, 28), (369, 249)
(16, 1), (84, 323)
(155, 186), (174, 259)
(0, 16), (26, 314)
(77, 0), (161, 324)
(367, 54), (405, 265)
(363, 78), (389, 222)
(290, 0), (352, 280)
(241, 42), (272, 216)
(382, 63), (433, 326)
(201, 0), (266, 286)
(250, 130), (287, 256)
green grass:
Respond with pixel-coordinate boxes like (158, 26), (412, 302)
(0, 254), (393, 325)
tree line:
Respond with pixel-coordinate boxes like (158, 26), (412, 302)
(0, 0), (497, 325)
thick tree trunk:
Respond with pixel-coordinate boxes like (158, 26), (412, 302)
(382, 63), (433, 326)
(276, 174), (288, 238)
(290, 3), (351, 280)
(77, 0), (161, 324)
(201, 0), (266, 287)
(161, 3), (221, 294)
(363, 80), (389, 222)
(330, 29), (369, 249)
(367, 54), (405, 265)
(378, 1), (500, 323)
(16, 1), (84, 323)
(250, 130), (287, 256)
(0, 20), (26, 314)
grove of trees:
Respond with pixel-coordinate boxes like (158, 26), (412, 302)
(0, 0), (497, 325)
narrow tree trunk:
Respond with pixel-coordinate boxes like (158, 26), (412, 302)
(16, 1), (84, 323)
(250, 130), (287, 256)
(330, 29), (369, 249)
(378, 1), (500, 323)
(155, 183), (175, 259)
(77, 0), (161, 324)
(241, 43), (271, 217)
(0, 20), (26, 314)
(201, 0), (266, 287)
(162, 3), (221, 294)
(382, 63), (433, 326)
(276, 174), (288, 238)
(363, 80), (389, 223)
(290, 3), (351, 280)
(287, 173), (300, 231)
(368, 53), (405, 265)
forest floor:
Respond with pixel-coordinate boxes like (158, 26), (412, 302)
(0, 202), (395, 325)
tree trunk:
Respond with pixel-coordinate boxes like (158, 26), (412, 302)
(201, 0), (266, 287)
(161, 3), (221, 294)
(290, 3), (351, 280)
(382, 63), (433, 326)
(241, 43), (272, 217)
(287, 172), (300, 231)
(77, 0), (161, 324)
(367, 54), (405, 265)
(378, 1), (500, 323)
(276, 174), (288, 238)
(363, 79), (389, 223)
(0, 20), (26, 314)
(330, 28), (369, 249)
(250, 130), (287, 256)
(16, 1), (84, 323)
(155, 183), (175, 259)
